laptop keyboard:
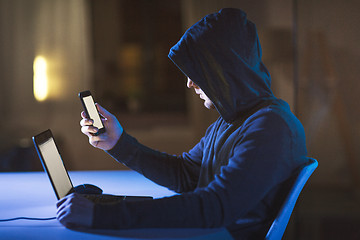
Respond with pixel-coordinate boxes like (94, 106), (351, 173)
(83, 194), (125, 204)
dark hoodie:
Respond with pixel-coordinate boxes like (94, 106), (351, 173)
(95, 8), (308, 239)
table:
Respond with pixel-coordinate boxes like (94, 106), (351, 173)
(0, 171), (233, 239)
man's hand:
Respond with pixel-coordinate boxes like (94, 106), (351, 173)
(56, 193), (94, 229)
(80, 104), (123, 151)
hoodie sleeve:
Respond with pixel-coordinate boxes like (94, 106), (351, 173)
(106, 129), (208, 193)
(95, 111), (306, 231)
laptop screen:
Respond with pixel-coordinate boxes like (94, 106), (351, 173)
(33, 130), (73, 200)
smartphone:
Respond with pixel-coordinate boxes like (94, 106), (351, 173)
(78, 90), (106, 135)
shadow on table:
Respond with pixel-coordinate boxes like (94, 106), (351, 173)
(71, 227), (233, 239)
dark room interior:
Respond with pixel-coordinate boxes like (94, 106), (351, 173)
(0, 0), (360, 239)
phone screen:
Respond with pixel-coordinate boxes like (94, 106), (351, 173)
(82, 95), (104, 130)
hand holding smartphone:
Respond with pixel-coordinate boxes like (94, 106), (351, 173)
(79, 90), (106, 135)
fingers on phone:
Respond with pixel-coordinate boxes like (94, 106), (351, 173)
(89, 136), (101, 147)
(80, 118), (94, 127)
(81, 111), (88, 119)
(81, 125), (98, 136)
(96, 104), (110, 119)
(81, 111), (100, 122)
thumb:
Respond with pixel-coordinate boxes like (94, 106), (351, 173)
(96, 103), (112, 119)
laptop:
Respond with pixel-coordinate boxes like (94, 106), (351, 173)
(32, 129), (152, 202)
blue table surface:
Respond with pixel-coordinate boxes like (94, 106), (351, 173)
(0, 171), (233, 240)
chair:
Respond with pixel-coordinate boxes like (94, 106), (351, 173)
(265, 158), (318, 240)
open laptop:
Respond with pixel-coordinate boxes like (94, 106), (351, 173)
(32, 129), (152, 202)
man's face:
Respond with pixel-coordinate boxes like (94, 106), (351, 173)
(187, 78), (215, 109)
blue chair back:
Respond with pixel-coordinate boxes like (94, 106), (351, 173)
(265, 158), (318, 240)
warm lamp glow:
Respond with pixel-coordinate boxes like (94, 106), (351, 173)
(33, 56), (48, 102)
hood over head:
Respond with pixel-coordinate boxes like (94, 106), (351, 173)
(168, 8), (275, 123)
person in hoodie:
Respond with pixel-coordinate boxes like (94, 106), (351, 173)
(56, 8), (308, 239)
